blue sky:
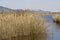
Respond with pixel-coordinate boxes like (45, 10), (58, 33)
(0, 0), (60, 12)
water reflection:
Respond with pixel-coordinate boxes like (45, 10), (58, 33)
(45, 15), (60, 40)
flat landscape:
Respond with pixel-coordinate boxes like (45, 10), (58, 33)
(0, 0), (60, 39)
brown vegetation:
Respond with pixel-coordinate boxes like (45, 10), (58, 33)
(53, 14), (60, 23)
(0, 11), (47, 40)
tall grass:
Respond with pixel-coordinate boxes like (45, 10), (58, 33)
(0, 11), (47, 40)
(53, 14), (60, 23)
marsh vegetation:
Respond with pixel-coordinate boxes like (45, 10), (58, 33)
(52, 12), (60, 23)
(0, 11), (47, 40)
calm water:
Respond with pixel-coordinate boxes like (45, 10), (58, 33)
(44, 15), (60, 40)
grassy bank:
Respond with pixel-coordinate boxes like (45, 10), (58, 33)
(53, 14), (60, 23)
(0, 12), (47, 40)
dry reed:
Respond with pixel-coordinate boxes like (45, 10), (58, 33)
(0, 12), (47, 40)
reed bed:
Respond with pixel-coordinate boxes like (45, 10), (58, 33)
(0, 12), (47, 40)
(53, 14), (60, 23)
